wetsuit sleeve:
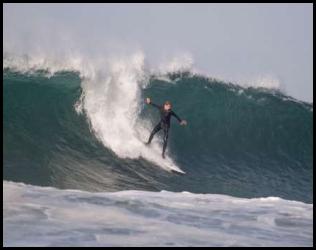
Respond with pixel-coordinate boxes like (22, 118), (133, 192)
(149, 102), (162, 109)
(171, 111), (182, 123)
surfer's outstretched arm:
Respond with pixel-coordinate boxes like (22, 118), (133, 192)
(171, 111), (182, 122)
(146, 97), (161, 109)
(172, 111), (187, 126)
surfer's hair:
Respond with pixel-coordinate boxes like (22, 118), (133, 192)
(164, 101), (172, 106)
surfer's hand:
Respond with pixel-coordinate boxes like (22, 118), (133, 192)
(180, 120), (187, 126)
(146, 97), (151, 104)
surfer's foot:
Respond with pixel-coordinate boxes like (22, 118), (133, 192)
(145, 142), (150, 145)
(162, 154), (165, 159)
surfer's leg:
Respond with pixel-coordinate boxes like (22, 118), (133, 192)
(162, 127), (169, 158)
(147, 123), (161, 144)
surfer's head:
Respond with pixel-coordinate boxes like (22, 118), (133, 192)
(164, 101), (172, 111)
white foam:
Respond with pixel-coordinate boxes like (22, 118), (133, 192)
(3, 181), (313, 247)
(240, 75), (281, 89)
(156, 53), (194, 74)
(201, 73), (282, 90)
(77, 53), (184, 173)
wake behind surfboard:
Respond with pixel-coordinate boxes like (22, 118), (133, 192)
(142, 141), (186, 174)
(156, 159), (186, 174)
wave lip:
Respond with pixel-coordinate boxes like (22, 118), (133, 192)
(3, 181), (313, 247)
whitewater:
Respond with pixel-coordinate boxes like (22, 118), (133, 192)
(3, 50), (313, 247)
(3, 181), (313, 247)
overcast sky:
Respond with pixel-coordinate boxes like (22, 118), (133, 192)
(4, 3), (313, 102)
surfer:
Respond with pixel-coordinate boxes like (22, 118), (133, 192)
(145, 97), (187, 158)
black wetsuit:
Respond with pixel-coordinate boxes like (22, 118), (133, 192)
(147, 102), (182, 158)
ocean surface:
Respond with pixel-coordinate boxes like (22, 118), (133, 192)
(3, 55), (313, 246)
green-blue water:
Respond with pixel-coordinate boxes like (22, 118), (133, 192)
(3, 69), (313, 203)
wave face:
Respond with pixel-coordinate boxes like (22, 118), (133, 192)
(3, 66), (313, 203)
(3, 181), (313, 247)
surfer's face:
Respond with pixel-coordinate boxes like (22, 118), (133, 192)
(164, 104), (171, 111)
